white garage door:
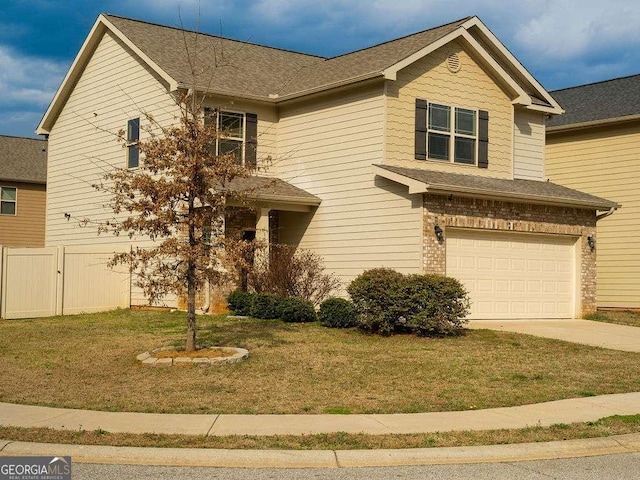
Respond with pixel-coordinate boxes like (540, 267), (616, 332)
(446, 229), (577, 319)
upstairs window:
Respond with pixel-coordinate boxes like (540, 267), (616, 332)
(204, 107), (258, 169)
(126, 117), (140, 169)
(219, 111), (245, 165)
(427, 103), (477, 165)
(0, 186), (17, 215)
(416, 99), (488, 168)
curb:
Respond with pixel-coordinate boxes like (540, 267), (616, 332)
(1, 433), (639, 468)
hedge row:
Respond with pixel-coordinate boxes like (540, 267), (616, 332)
(227, 291), (316, 323)
(227, 268), (470, 337)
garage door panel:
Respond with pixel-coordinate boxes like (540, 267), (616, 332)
(446, 230), (576, 319)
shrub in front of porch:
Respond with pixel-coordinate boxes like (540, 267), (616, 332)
(347, 268), (470, 337)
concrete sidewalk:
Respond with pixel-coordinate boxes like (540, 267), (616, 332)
(2, 433), (639, 468)
(469, 319), (640, 352)
(1, 392), (639, 436)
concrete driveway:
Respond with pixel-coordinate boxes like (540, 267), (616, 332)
(468, 319), (640, 352)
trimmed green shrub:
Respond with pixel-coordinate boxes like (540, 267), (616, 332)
(280, 297), (317, 323)
(318, 297), (358, 328)
(403, 274), (470, 336)
(347, 268), (407, 335)
(347, 269), (470, 337)
(226, 291), (254, 316)
(250, 293), (284, 320)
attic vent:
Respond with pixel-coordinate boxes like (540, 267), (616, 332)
(446, 52), (461, 73)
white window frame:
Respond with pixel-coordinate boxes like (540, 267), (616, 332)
(126, 117), (140, 169)
(427, 102), (478, 165)
(204, 108), (246, 165)
(0, 186), (17, 216)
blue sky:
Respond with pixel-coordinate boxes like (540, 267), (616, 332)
(2, 0), (640, 138)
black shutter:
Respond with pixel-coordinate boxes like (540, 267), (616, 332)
(478, 110), (489, 168)
(415, 99), (428, 160)
(203, 107), (217, 126)
(245, 113), (258, 169)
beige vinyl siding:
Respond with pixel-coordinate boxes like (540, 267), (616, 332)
(514, 109), (545, 180)
(45, 30), (181, 307)
(0, 182), (46, 247)
(546, 122), (640, 308)
(277, 85), (422, 290)
(385, 41), (513, 178)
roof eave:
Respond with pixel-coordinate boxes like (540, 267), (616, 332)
(274, 72), (384, 103)
(37, 14), (179, 135)
(425, 185), (618, 210)
(547, 113), (640, 134)
(0, 177), (46, 185)
(372, 165), (617, 210)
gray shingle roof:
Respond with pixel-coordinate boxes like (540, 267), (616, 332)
(227, 176), (321, 206)
(375, 164), (618, 210)
(0, 135), (47, 184)
(547, 74), (640, 128)
(104, 14), (469, 100)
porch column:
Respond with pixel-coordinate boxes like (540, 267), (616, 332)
(256, 207), (271, 255)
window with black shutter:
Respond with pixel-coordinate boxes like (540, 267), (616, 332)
(415, 99), (488, 168)
(204, 108), (257, 168)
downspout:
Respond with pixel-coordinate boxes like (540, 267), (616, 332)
(596, 206), (617, 221)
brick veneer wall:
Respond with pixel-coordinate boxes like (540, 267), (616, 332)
(423, 194), (598, 316)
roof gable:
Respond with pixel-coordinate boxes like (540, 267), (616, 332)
(38, 13), (562, 134)
(0, 135), (47, 184)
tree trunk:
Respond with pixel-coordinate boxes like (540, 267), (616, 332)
(186, 270), (197, 352)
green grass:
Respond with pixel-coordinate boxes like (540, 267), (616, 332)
(0, 415), (638, 450)
(0, 309), (638, 414)
(584, 310), (640, 327)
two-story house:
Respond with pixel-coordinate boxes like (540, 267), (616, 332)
(0, 135), (47, 247)
(546, 74), (640, 310)
(37, 14), (616, 318)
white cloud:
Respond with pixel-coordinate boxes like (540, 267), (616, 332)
(0, 45), (67, 108)
(513, 0), (640, 60)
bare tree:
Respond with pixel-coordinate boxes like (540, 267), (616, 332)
(95, 92), (258, 352)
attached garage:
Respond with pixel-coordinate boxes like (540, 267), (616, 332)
(446, 229), (578, 319)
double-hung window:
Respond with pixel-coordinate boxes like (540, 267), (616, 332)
(205, 108), (244, 164)
(219, 111), (245, 165)
(204, 107), (258, 168)
(0, 186), (17, 215)
(126, 117), (140, 169)
(427, 103), (477, 165)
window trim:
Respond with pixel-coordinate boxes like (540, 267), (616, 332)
(126, 117), (140, 169)
(0, 186), (17, 216)
(426, 102), (478, 165)
(204, 108), (247, 165)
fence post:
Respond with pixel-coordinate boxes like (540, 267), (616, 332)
(56, 245), (64, 316)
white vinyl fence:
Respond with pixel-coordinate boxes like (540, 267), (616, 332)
(0, 245), (131, 319)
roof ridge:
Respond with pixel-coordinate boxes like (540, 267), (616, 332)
(326, 16), (472, 61)
(102, 13), (326, 60)
(551, 72), (640, 93)
(0, 134), (46, 142)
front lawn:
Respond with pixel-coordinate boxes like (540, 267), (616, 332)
(585, 310), (640, 327)
(0, 309), (638, 414)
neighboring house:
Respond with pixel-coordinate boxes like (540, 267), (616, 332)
(37, 13), (617, 318)
(546, 74), (640, 309)
(0, 135), (47, 247)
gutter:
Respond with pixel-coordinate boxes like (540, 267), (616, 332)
(547, 114), (640, 134)
(596, 206), (618, 221)
(424, 184), (616, 210)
